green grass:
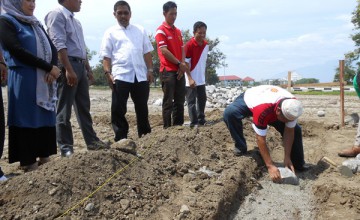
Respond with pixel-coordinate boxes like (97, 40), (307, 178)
(292, 90), (358, 96)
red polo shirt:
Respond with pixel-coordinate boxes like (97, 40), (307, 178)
(155, 22), (183, 72)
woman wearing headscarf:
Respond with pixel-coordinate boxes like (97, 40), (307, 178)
(0, 0), (61, 172)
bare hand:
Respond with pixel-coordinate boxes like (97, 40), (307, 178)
(0, 63), (7, 83)
(88, 71), (95, 85)
(284, 157), (295, 174)
(268, 165), (281, 183)
(49, 65), (61, 79)
(66, 70), (78, 87)
(177, 70), (184, 80)
(44, 73), (55, 84)
(188, 78), (196, 88)
(105, 73), (115, 91)
(147, 72), (154, 84)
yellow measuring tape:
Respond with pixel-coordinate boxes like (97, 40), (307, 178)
(59, 147), (149, 218)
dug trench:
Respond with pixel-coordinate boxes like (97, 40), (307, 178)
(0, 91), (359, 219)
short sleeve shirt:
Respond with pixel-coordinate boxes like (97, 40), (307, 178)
(155, 22), (183, 72)
(244, 85), (297, 136)
(184, 37), (209, 86)
(99, 24), (153, 83)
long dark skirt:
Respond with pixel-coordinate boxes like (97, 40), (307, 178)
(9, 126), (57, 166)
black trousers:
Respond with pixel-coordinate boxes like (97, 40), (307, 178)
(111, 78), (151, 141)
(160, 71), (185, 128)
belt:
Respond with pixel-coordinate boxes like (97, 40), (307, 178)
(68, 56), (86, 64)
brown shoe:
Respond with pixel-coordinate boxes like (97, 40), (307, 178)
(338, 147), (360, 157)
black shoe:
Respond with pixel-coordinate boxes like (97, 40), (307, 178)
(233, 147), (247, 156)
(295, 163), (312, 172)
(60, 150), (73, 157)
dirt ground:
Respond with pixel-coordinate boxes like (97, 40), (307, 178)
(0, 87), (359, 220)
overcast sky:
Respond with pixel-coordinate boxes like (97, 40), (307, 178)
(34, 0), (357, 82)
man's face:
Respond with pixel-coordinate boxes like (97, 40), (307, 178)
(164, 7), (177, 25)
(194, 27), (206, 44)
(64, 0), (81, 13)
(114, 5), (131, 27)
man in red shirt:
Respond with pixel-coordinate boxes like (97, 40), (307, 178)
(155, 1), (187, 128)
(223, 85), (308, 182)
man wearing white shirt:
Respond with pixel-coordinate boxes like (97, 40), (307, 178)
(100, 0), (154, 141)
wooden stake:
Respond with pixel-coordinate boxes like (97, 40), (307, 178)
(339, 60), (345, 127)
(287, 71), (292, 92)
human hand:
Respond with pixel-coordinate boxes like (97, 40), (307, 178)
(284, 157), (295, 174)
(188, 78), (196, 88)
(147, 71), (154, 84)
(105, 73), (115, 91)
(0, 63), (7, 84)
(49, 65), (61, 79)
(66, 70), (78, 86)
(268, 165), (281, 183)
(45, 73), (56, 84)
(177, 70), (184, 80)
(88, 71), (95, 85)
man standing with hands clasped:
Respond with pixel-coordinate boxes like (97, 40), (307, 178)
(155, 1), (188, 128)
(45, 0), (108, 157)
(100, 0), (153, 141)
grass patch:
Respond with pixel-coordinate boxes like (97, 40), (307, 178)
(292, 90), (358, 96)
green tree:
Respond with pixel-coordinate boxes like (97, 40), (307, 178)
(335, 1), (360, 82)
(333, 54), (356, 84)
(295, 78), (319, 84)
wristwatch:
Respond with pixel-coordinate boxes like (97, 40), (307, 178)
(148, 68), (154, 73)
(177, 61), (181, 66)
(104, 71), (111, 75)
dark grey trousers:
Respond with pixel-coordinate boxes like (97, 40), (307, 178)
(186, 85), (207, 126)
(56, 60), (99, 154)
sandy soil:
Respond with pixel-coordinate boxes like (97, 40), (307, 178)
(0, 87), (359, 220)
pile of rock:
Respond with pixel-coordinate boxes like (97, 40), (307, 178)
(151, 86), (245, 108)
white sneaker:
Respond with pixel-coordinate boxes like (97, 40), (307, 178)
(0, 175), (8, 182)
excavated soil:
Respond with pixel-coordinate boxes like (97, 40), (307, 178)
(0, 88), (359, 220)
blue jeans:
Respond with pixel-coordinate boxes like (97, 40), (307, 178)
(223, 93), (305, 169)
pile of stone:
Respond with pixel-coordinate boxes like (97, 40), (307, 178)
(151, 85), (245, 108)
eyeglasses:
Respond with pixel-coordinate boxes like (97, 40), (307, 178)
(116, 11), (130, 16)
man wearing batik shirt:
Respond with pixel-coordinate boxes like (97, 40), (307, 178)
(223, 85), (309, 183)
(184, 21), (209, 127)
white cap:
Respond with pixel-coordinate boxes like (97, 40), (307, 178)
(281, 99), (303, 121)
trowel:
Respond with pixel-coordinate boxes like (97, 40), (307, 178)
(320, 156), (354, 178)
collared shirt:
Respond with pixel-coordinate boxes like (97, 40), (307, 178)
(244, 85), (297, 136)
(185, 37), (209, 86)
(100, 24), (153, 83)
(44, 5), (86, 59)
(155, 21), (183, 72)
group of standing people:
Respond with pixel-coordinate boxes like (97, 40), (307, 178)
(0, 0), (210, 180)
(4, 0), (354, 184)
(0, 0), (109, 178)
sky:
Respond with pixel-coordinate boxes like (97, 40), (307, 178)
(34, 0), (358, 82)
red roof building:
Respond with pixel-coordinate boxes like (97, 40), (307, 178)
(242, 76), (255, 82)
(219, 75), (242, 81)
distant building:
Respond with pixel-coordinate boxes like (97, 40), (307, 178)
(242, 76), (255, 85)
(218, 75), (242, 86)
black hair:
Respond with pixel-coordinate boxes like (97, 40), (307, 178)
(114, 0), (131, 12)
(193, 21), (207, 33)
(163, 1), (177, 13)
(58, 0), (65, 4)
